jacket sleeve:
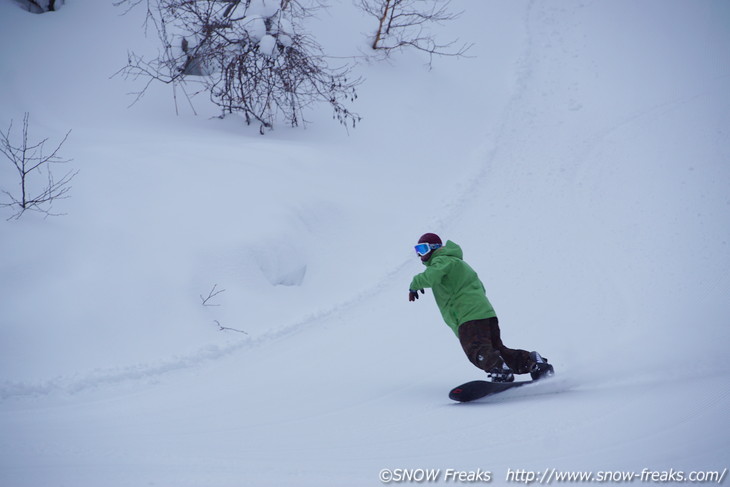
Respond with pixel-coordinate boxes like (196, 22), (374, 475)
(409, 258), (449, 290)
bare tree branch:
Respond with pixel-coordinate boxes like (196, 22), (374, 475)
(214, 320), (247, 334)
(200, 284), (225, 306)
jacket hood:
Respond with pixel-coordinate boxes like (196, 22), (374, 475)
(424, 240), (462, 265)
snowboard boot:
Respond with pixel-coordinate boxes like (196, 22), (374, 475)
(529, 351), (554, 380)
(488, 362), (515, 383)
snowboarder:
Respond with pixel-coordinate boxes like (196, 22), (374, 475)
(408, 233), (553, 382)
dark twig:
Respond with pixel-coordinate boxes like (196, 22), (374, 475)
(200, 284), (225, 306)
(214, 320), (248, 335)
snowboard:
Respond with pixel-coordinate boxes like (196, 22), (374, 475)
(449, 379), (536, 402)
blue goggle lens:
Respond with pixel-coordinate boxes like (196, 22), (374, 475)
(415, 243), (441, 256)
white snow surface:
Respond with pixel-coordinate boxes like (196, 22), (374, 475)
(1, 1), (729, 486)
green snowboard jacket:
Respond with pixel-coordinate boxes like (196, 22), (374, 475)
(409, 240), (497, 336)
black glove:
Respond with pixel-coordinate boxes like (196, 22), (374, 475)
(409, 289), (425, 302)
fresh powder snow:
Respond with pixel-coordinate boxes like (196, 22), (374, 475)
(1, 1), (729, 486)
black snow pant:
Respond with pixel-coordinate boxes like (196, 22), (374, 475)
(457, 317), (533, 375)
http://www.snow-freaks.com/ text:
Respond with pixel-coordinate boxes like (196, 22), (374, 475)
(378, 467), (728, 484)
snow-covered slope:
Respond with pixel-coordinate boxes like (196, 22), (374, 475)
(1, 1), (729, 486)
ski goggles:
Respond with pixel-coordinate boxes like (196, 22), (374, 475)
(414, 243), (441, 256)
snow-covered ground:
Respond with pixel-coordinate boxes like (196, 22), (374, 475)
(1, 0), (729, 486)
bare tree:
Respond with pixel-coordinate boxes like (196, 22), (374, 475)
(0, 114), (77, 220)
(115, 0), (361, 132)
(357, 0), (471, 67)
